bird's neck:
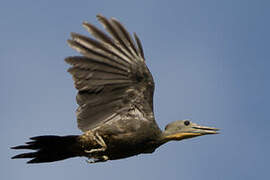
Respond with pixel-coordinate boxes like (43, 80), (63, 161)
(158, 129), (188, 144)
(154, 130), (175, 145)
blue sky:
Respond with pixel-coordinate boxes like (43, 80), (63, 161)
(1, 0), (269, 179)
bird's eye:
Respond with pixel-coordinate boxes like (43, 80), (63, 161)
(184, 120), (190, 126)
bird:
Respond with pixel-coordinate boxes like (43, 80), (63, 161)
(11, 14), (219, 164)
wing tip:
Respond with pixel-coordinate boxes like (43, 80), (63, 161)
(96, 14), (105, 20)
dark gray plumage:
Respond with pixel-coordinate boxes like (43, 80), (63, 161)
(11, 14), (218, 164)
(66, 15), (155, 132)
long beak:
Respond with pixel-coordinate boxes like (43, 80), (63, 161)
(192, 125), (219, 135)
(163, 124), (219, 142)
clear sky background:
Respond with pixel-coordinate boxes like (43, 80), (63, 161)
(1, 0), (269, 180)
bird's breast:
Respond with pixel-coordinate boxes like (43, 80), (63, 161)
(97, 122), (161, 160)
(103, 134), (158, 160)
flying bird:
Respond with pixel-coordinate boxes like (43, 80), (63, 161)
(11, 14), (219, 164)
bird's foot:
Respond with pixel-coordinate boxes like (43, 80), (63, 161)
(85, 132), (107, 153)
(86, 155), (109, 164)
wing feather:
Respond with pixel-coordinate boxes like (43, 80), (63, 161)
(66, 14), (155, 131)
(65, 56), (127, 75)
(134, 32), (145, 59)
(109, 18), (138, 58)
(67, 40), (129, 72)
(82, 22), (132, 64)
(96, 14), (135, 61)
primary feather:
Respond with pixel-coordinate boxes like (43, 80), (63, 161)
(65, 14), (156, 132)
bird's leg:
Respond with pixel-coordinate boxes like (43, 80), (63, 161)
(85, 132), (107, 154)
(86, 155), (109, 164)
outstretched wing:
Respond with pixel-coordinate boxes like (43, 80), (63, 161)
(65, 14), (155, 132)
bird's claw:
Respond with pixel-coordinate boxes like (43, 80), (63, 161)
(86, 155), (109, 164)
(84, 132), (107, 154)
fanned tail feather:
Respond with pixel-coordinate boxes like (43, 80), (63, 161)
(11, 135), (81, 163)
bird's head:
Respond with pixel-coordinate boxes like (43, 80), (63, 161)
(162, 120), (219, 142)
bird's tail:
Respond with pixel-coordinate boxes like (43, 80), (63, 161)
(11, 135), (84, 163)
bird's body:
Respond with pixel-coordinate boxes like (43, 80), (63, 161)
(11, 14), (218, 164)
(84, 117), (162, 160)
